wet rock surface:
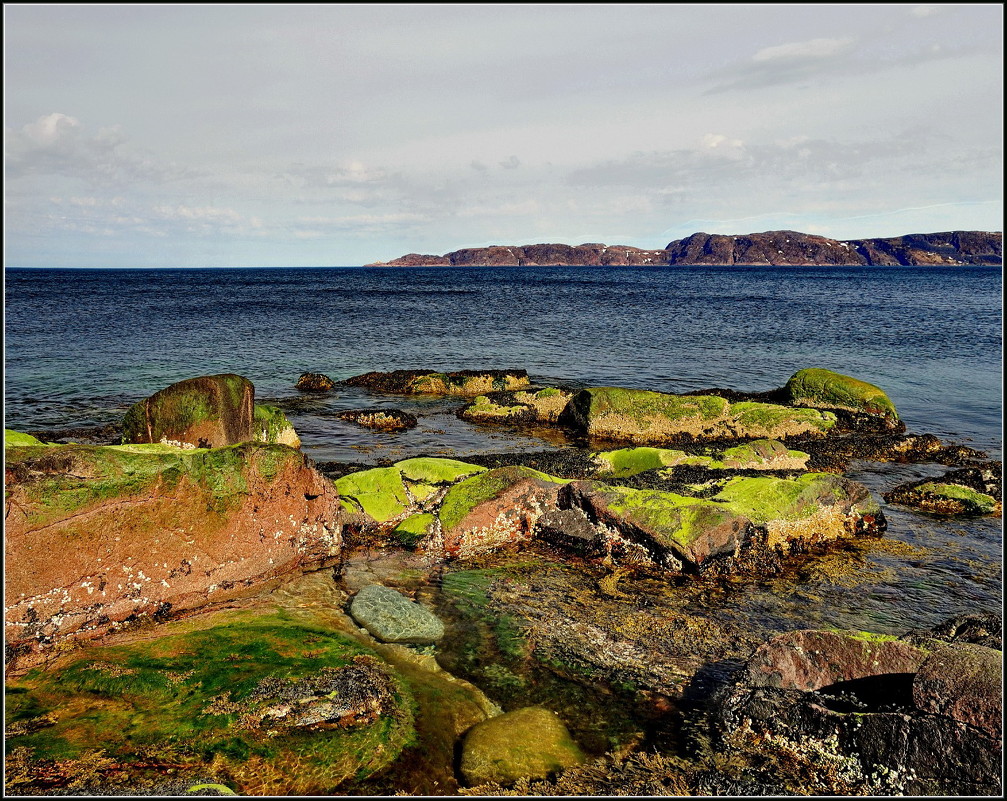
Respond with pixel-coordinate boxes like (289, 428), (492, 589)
(344, 369), (530, 396)
(349, 583), (445, 643)
(295, 371), (337, 391)
(883, 462), (1002, 516)
(337, 408), (418, 431)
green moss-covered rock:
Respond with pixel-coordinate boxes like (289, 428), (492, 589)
(394, 457), (486, 485)
(4, 429), (44, 447)
(3, 609), (415, 795)
(458, 388), (574, 425)
(252, 404), (300, 448)
(784, 368), (900, 428)
(391, 513), (437, 547)
(334, 466), (411, 523)
(459, 706), (586, 787)
(122, 374), (256, 448)
(564, 387), (835, 444)
(718, 439), (810, 470)
(593, 440), (810, 478)
(591, 447), (695, 477)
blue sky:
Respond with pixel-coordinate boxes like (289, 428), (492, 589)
(4, 3), (1003, 267)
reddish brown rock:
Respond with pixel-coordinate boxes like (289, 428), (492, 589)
(4, 442), (342, 671)
(741, 629), (933, 691)
(121, 374), (255, 448)
(913, 643), (1002, 741)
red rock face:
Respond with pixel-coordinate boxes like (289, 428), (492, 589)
(121, 374), (255, 448)
(741, 629), (933, 691)
(4, 444), (342, 671)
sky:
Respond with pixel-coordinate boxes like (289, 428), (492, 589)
(3, 3), (1003, 267)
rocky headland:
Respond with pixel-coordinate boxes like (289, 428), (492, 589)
(4, 366), (1001, 796)
(366, 229), (1002, 267)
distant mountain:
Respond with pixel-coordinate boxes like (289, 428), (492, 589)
(366, 230), (1002, 267)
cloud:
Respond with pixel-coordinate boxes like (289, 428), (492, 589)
(705, 35), (858, 93)
(910, 5), (942, 18)
(752, 37), (854, 63)
(499, 155), (521, 170)
(5, 113), (195, 185)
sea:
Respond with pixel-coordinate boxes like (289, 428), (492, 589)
(3, 263), (1003, 792)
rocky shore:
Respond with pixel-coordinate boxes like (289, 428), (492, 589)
(366, 229), (1002, 267)
(4, 367), (1001, 796)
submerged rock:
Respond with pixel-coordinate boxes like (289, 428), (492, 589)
(883, 462), (1002, 516)
(784, 367), (902, 431)
(345, 369), (530, 396)
(349, 584), (445, 644)
(337, 408), (418, 432)
(561, 387), (836, 445)
(296, 371), (337, 391)
(4, 441), (341, 668)
(459, 706), (587, 787)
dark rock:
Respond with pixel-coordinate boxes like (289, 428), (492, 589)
(922, 611), (1002, 650)
(295, 372), (337, 391)
(534, 507), (606, 556)
(337, 408), (418, 432)
(883, 462), (1002, 516)
(344, 369), (530, 396)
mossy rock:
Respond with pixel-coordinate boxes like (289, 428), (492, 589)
(344, 370), (530, 396)
(718, 439), (809, 470)
(438, 466), (567, 533)
(334, 466), (411, 523)
(564, 387), (834, 444)
(252, 405), (300, 448)
(4, 429), (44, 447)
(887, 481), (999, 516)
(3, 609), (415, 795)
(393, 457), (486, 485)
(121, 374), (255, 448)
(459, 706), (586, 787)
(784, 368), (900, 428)
(295, 372), (336, 391)
(391, 513), (438, 548)
(592, 447), (697, 477)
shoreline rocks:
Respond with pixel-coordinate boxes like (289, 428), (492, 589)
(345, 369), (530, 396)
(296, 371), (336, 391)
(337, 408), (418, 432)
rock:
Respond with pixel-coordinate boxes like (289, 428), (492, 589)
(121, 374), (256, 448)
(459, 706), (587, 787)
(591, 440), (809, 478)
(784, 368), (901, 430)
(438, 466), (567, 559)
(740, 629), (933, 691)
(459, 388), (574, 425)
(5, 429), (43, 446)
(4, 441), (341, 668)
(349, 583), (445, 644)
(711, 622), (1003, 795)
(391, 513), (437, 548)
(252, 404), (300, 448)
(562, 472), (882, 572)
(913, 643), (1002, 740)
(923, 611), (1002, 650)
(365, 253), (452, 267)
(344, 369), (530, 396)
(561, 387), (836, 445)
(883, 463), (1002, 516)
(295, 372), (336, 391)
(334, 458), (486, 529)
(534, 507), (606, 556)
(3, 609), (415, 795)
(337, 408), (418, 432)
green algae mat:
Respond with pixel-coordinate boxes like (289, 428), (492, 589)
(4, 609), (416, 795)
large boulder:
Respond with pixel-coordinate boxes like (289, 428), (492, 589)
(459, 388), (575, 424)
(710, 622), (1002, 796)
(438, 466), (568, 559)
(562, 387), (836, 445)
(121, 374), (255, 448)
(784, 368), (901, 430)
(344, 369), (530, 396)
(591, 439), (809, 478)
(295, 371), (336, 391)
(884, 463), (1002, 517)
(459, 706), (587, 787)
(561, 472), (883, 572)
(4, 441), (341, 668)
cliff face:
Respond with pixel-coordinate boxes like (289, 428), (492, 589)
(367, 231), (1002, 267)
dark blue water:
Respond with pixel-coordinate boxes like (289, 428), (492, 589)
(4, 265), (1001, 460)
(3, 264), (1003, 643)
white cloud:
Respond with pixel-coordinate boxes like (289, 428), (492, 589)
(752, 37), (854, 63)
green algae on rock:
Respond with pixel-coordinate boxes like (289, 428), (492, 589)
(459, 706), (587, 787)
(784, 367), (901, 429)
(4, 442), (341, 668)
(883, 464), (1002, 517)
(592, 440), (810, 478)
(563, 387), (835, 445)
(345, 369), (530, 396)
(4, 429), (44, 447)
(459, 388), (575, 425)
(3, 609), (416, 796)
(252, 404), (301, 448)
(122, 374), (256, 448)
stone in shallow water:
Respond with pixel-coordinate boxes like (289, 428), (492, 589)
(349, 583), (445, 644)
(460, 706), (587, 787)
